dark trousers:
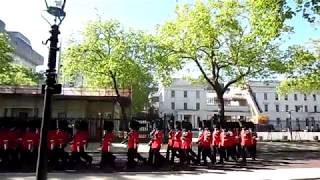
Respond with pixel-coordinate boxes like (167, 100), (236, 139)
(171, 148), (183, 164)
(182, 148), (197, 165)
(48, 147), (69, 168)
(21, 150), (38, 169)
(197, 145), (203, 163)
(101, 152), (116, 168)
(226, 146), (237, 161)
(249, 144), (256, 160)
(69, 151), (93, 166)
(201, 146), (213, 164)
(236, 144), (241, 158)
(212, 145), (219, 163)
(166, 146), (173, 162)
(127, 148), (146, 168)
(1, 149), (19, 169)
(219, 146), (225, 163)
(241, 145), (249, 162)
(149, 148), (162, 168)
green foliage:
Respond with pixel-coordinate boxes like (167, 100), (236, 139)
(0, 32), (41, 86)
(278, 42), (320, 93)
(158, 0), (287, 93)
(62, 20), (170, 112)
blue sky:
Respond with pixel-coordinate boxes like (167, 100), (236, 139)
(0, 0), (319, 74)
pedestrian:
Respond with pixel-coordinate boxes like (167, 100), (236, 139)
(100, 121), (116, 169)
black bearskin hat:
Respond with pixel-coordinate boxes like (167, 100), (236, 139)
(104, 121), (114, 132)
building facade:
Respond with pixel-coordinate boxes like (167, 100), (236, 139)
(0, 86), (132, 140)
(157, 79), (251, 128)
(0, 19), (43, 70)
(155, 79), (320, 131)
(250, 81), (320, 131)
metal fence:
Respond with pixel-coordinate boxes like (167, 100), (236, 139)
(266, 119), (320, 132)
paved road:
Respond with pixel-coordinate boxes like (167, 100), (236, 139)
(1, 168), (320, 180)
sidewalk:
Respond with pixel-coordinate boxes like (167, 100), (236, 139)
(1, 168), (320, 180)
(85, 141), (320, 153)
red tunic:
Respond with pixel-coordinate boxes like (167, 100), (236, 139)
(151, 130), (163, 149)
(168, 130), (175, 147)
(220, 132), (232, 148)
(128, 130), (139, 149)
(4, 130), (18, 150)
(173, 130), (182, 149)
(102, 132), (114, 152)
(241, 131), (253, 146)
(202, 130), (212, 147)
(56, 130), (70, 148)
(198, 130), (204, 146)
(22, 131), (40, 151)
(71, 131), (89, 152)
(212, 130), (221, 146)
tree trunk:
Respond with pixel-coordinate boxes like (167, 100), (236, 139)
(216, 92), (225, 127)
(110, 71), (128, 131)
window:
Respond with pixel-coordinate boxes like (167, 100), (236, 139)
(304, 94), (307, 101)
(3, 108), (8, 117)
(196, 91), (200, 99)
(275, 93), (279, 100)
(305, 105), (308, 112)
(313, 94), (317, 101)
(171, 102), (175, 110)
(315, 106), (318, 112)
(286, 118), (290, 128)
(285, 94), (288, 100)
(306, 118), (309, 126)
(207, 98), (214, 105)
(196, 103), (200, 110)
(285, 105), (289, 112)
(171, 90), (175, 98)
(294, 94), (298, 101)
(295, 105), (301, 112)
(184, 91), (187, 98)
(276, 105), (279, 112)
(276, 118), (281, 125)
(264, 93), (268, 100)
(264, 104), (268, 112)
(184, 103), (187, 110)
(57, 112), (67, 118)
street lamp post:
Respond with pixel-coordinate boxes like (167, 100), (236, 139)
(36, 1), (66, 180)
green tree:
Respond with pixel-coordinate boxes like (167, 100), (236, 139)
(278, 42), (320, 93)
(0, 32), (41, 86)
(62, 20), (169, 127)
(157, 0), (288, 124)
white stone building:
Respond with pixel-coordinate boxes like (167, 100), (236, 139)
(157, 79), (251, 128)
(155, 79), (320, 131)
(250, 81), (320, 131)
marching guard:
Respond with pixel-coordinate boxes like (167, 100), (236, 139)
(149, 121), (164, 168)
(100, 121), (116, 168)
(166, 121), (175, 163)
(127, 120), (147, 169)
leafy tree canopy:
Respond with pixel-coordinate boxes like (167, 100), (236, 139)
(62, 20), (173, 112)
(156, 0), (289, 122)
(0, 32), (41, 86)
